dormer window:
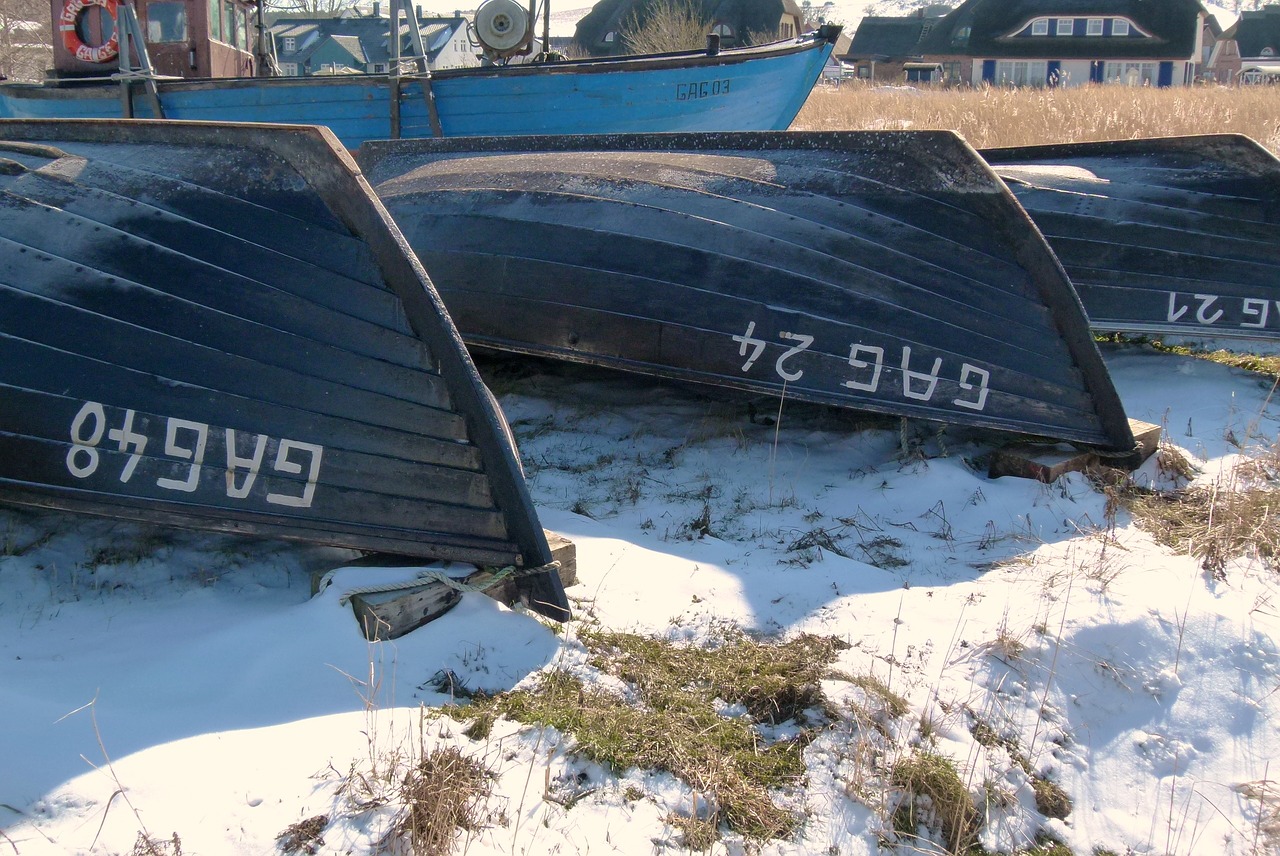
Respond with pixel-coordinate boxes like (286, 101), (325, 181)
(1262, 46), (1276, 57)
(1032, 19), (1048, 35)
(1056, 18), (1072, 35)
(1113, 19), (1129, 36)
(283, 36), (296, 52)
(1087, 18), (1103, 35)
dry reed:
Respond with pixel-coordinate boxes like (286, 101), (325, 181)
(795, 83), (1280, 155)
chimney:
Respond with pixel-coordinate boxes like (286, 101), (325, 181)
(372, 1), (380, 15)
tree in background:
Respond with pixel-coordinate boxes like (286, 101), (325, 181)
(621, 0), (709, 53)
(0, 0), (52, 81)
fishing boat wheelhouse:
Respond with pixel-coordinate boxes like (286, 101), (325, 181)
(52, 0), (261, 80)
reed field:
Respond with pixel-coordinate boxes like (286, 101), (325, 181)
(795, 82), (1280, 155)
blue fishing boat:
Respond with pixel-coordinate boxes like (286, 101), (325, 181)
(0, 0), (839, 150)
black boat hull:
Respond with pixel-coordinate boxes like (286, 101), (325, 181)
(0, 118), (568, 618)
(985, 135), (1280, 342)
(361, 131), (1135, 452)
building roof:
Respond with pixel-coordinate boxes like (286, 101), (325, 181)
(574, 0), (801, 53)
(1229, 5), (1280, 59)
(848, 16), (928, 58)
(269, 12), (467, 68)
(918, 0), (1208, 59)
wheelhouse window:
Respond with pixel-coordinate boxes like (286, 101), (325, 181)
(1056, 18), (1072, 35)
(208, 0), (222, 41)
(1087, 18), (1103, 35)
(145, 1), (188, 42)
(1112, 19), (1129, 36)
(223, 1), (236, 46)
(779, 21), (794, 39)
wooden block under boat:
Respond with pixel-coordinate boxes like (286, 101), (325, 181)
(346, 531), (577, 641)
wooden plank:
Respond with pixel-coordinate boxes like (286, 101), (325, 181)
(343, 532), (578, 640)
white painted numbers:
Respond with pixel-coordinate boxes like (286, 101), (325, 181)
(1166, 292), (1280, 331)
(66, 401), (323, 508)
(732, 321), (991, 411)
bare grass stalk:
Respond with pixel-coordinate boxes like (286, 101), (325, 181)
(795, 84), (1280, 156)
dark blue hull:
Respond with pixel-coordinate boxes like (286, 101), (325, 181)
(0, 119), (568, 618)
(986, 135), (1280, 342)
(361, 131), (1136, 453)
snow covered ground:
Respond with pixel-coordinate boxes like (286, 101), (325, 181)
(2, 342), (1278, 855)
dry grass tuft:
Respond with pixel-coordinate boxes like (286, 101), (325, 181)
(890, 750), (981, 854)
(276, 815), (328, 855)
(457, 629), (847, 843)
(394, 746), (494, 856)
(795, 84), (1280, 156)
(1123, 481), (1279, 577)
(129, 832), (183, 856)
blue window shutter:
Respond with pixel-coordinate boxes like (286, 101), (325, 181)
(1048, 60), (1061, 86)
(1090, 60), (1103, 82)
(1158, 61), (1173, 87)
(982, 59), (996, 82)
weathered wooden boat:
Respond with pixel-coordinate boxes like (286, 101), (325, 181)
(984, 135), (1280, 342)
(359, 131), (1137, 453)
(0, 118), (569, 620)
(0, 0), (839, 151)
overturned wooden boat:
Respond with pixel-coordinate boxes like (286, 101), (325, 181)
(360, 131), (1137, 453)
(984, 135), (1280, 342)
(0, 118), (568, 620)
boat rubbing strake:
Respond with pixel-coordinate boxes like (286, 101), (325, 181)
(0, 118), (568, 619)
(360, 131), (1136, 453)
(985, 135), (1280, 342)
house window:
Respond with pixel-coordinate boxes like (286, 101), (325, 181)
(283, 36), (296, 52)
(1087, 18), (1103, 36)
(997, 60), (1048, 86)
(1263, 46), (1277, 57)
(711, 23), (734, 40)
(1112, 19), (1130, 36)
(372, 62), (386, 72)
(279, 62), (297, 75)
(1056, 18), (1072, 35)
(1104, 61), (1156, 85)
(145, 1), (187, 42)
(602, 30), (615, 43)
(1032, 19), (1048, 36)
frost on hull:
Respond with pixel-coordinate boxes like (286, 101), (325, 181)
(985, 135), (1280, 342)
(0, 119), (568, 619)
(361, 131), (1135, 452)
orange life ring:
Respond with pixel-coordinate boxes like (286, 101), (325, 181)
(59, 0), (120, 64)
